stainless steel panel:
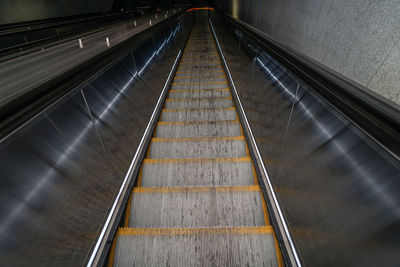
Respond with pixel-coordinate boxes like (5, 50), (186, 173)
(0, 12), (192, 266)
(212, 12), (400, 267)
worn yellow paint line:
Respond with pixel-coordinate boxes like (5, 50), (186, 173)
(181, 54), (218, 58)
(179, 61), (220, 65)
(165, 96), (232, 102)
(175, 69), (224, 74)
(132, 185), (261, 194)
(260, 191), (270, 225)
(273, 233), (285, 267)
(146, 141), (151, 158)
(162, 106), (236, 112)
(172, 81), (227, 85)
(157, 120), (239, 126)
(143, 157), (252, 164)
(107, 236), (118, 267)
(136, 164), (144, 187)
(118, 226), (273, 236)
(169, 88), (229, 93)
(176, 66), (223, 70)
(173, 75), (225, 79)
(151, 136), (245, 142)
(124, 191), (134, 226)
(181, 57), (219, 62)
(252, 163), (259, 185)
(182, 52), (219, 55)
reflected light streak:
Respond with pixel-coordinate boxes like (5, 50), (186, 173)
(0, 23), (180, 237)
(256, 55), (400, 217)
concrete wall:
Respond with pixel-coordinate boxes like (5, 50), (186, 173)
(0, 0), (114, 24)
(217, 0), (400, 105)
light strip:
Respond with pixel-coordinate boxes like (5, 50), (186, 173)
(209, 17), (302, 267)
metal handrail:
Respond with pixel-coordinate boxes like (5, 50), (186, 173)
(209, 16), (302, 267)
(217, 11), (400, 160)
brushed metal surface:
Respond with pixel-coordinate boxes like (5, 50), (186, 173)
(212, 12), (400, 266)
(0, 13), (191, 266)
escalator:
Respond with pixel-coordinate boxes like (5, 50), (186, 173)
(107, 12), (284, 266)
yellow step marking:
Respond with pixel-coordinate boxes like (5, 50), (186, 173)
(162, 106), (236, 112)
(260, 190), (270, 225)
(143, 157), (251, 164)
(274, 234), (285, 267)
(173, 75), (225, 79)
(178, 62), (221, 66)
(107, 236), (118, 267)
(151, 136), (245, 142)
(165, 96), (232, 102)
(132, 185), (261, 194)
(177, 66), (223, 70)
(169, 88), (229, 93)
(181, 54), (218, 58)
(175, 69), (224, 74)
(252, 162), (259, 185)
(183, 51), (218, 54)
(124, 191), (134, 226)
(157, 120), (239, 126)
(183, 47), (218, 52)
(172, 81), (227, 85)
(118, 226), (273, 236)
(136, 164), (144, 187)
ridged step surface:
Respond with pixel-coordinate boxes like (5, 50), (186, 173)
(164, 97), (233, 109)
(168, 88), (230, 98)
(127, 186), (267, 227)
(113, 227), (279, 267)
(155, 121), (241, 137)
(110, 12), (282, 267)
(160, 107), (237, 122)
(148, 137), (247, 159)
(139, 158), (255, 187)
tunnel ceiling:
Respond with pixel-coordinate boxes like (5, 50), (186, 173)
(0, 0), (212, 25)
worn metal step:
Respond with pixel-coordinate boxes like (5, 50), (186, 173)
(177, 65), (222, 71)
(127, 186), (267, 227)
(160, 107), (237, 122)
(139, 157), (256, 187)
(171, 81), (227, 90)
(111, 227), (280, 267)
(164, 97), (233, 109)
(148, 136), (248, 158)
(168, 88), (230, 99)
(155, 120), (241, 138)
(173, 75), (226, 82)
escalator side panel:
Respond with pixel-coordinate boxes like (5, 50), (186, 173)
(211, 11), (400, 267)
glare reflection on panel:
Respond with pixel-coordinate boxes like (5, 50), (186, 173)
(254, 44), (400, 221)
(0, 22), (181, 240)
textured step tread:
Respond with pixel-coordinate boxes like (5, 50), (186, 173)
(155, 120), (241, 137)
(160, 107), (237, 122)
(139, 157), (256, 187)
(112, 226), (280, 267)
(127, 186), (267, 227)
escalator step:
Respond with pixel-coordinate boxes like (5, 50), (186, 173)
(155, 120), (241, 137)
(164, 97), (233, 109)
(168, 88), (230, 99)
(139, 157), (255, 187)
(111, 227), (279, 267)
(148, 136), (247, 158)
(160, 107), (237, 121)
(127, 186), (267, 227)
